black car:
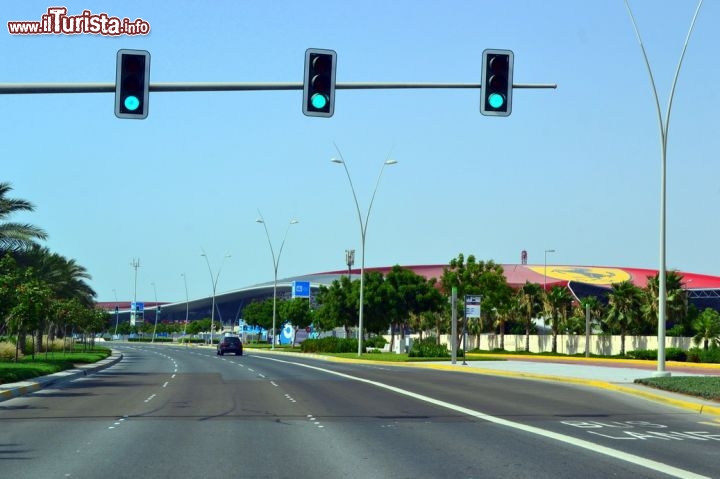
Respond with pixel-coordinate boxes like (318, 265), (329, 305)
(217, 336), (243, 356)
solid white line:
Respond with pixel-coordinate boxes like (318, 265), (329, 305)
(253, 355), (708, 479)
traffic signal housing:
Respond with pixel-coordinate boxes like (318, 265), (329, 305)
(481, 49), (513, 117)
(115, 49), (150, 119)
(303, 48), (336, 117)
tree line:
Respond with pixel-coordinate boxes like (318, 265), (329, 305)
(243, 253), (720, 354)
(0, 182), (104, 360)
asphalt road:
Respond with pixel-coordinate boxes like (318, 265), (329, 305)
(1, 344), (718, 479)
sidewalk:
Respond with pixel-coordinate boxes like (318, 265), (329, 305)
(0, 350), (123, 403)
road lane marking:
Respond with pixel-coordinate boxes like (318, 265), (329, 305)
(254, 355), (709, 479)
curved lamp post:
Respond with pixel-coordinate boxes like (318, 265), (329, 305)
(201, 250), (231, 346)
(331, 145), (397, 356)
(256, 211), (299, 350)
(112, 289), (120, 338)
(181, 273), (189, 344)
(151, 282), (160, 343)
(624, 0), (703, 377)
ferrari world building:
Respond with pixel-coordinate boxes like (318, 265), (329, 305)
(99, 264), (720, 329)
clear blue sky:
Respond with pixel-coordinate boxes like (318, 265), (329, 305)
(2, 1), (719, 304)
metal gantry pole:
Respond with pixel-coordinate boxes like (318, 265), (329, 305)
(0, 81), (557, 95)
(624, 0), (704, 377)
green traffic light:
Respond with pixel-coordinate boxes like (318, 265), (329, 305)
(310, 93), (328, 110)
(488, 93), (505, 109)
(124, 95), (140, 111)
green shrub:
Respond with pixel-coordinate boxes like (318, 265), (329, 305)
(364, 336), (387, 348)
(626, 348), (686, 362)
(408, 337), (449, 358)
(686, 347), (720, 363)
(0, 341), (21, 360)
(301, 337), (359, 353)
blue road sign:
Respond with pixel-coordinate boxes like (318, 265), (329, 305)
(292, 281), (311, 298)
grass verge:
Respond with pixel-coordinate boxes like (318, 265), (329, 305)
(634, 376), (720, 402)
(0, 348), (110, 385)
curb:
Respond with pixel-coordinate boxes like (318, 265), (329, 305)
(0, 349), (123, 403)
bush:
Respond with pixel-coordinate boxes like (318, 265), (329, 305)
(688, 347), (720, 364)
(626, 348), (686, 362)
(408, 337), (449, 358)
(364, 336), (387, 349)
(301, 337), (359, 353)
(0, 341), (22, 360)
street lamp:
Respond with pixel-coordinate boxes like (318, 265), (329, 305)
(151, 282), (160, 343)
(544, 249), (556, 291)
(624, 0), (703, 376)
(256, 211), (299, 350)
(331, 145), (397, 356)
(112, 289), (120, 339)
(181, 273), (189, 344)
(201, 250), (231, 347)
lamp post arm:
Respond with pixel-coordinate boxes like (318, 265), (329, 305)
(333, 143), (366, 241)
(276, 221), (294, 276)
(201, 249), (216, 294)
(257, 210), (279, 274)
(364, 161), (393, 240)
(662, 0), (703, 147)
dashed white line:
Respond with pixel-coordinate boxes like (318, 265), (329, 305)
(163, 382), (169, 388)
(144, 394), (156, 403)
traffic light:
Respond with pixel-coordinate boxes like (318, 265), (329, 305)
(115, 49), (150, 119)
(481, 49), (513, 117)
(303, 48), (336, 117)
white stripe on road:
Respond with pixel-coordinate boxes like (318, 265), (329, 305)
(253, 355), (708, 479)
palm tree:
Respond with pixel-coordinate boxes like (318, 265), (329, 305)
(692, 308), (720, 351)
(543, 286), (573, 354)
(605, 280), (643, 356)
(0, 182), (47, 253)
(518, 282), (543, 352)
(13, 246), (95, 350)
(642, 271), (688, 334)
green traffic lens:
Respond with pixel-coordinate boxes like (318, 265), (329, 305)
(124, 95), (140, 111)
(488, 93), (505, 109)
(311, 93), (328, 110)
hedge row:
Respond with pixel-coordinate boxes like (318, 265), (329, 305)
(626, 347), (720, 363)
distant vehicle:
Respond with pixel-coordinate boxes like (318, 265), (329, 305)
(217, 336), (243, 356)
